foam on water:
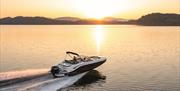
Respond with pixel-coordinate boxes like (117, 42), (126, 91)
(21, 72), (87, 91)
(0, 69), (49, 81)
(0, 69), (88, 91)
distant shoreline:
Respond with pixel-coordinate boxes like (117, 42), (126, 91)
(0, 24), (179, 26)
(0, 13), (180, 26)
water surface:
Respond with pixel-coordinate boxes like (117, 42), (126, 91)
(0, 25), (180, 91)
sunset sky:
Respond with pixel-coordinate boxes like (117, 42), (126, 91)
(0, 0), (180, 19)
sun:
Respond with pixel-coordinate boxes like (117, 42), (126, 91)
(84, 6), (113, 19)
(74, 0), (125, 19)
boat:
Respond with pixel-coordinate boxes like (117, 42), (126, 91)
(50, 51), (106, 77)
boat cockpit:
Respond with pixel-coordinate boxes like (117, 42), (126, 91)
(64, 51), (99, 64)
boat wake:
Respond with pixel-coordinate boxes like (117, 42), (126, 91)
(0, 69), (88, 91)
(21, 72), (87, 91)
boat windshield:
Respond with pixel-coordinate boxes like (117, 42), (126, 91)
(64, 51), (82, 64)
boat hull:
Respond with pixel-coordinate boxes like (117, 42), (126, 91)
(51, 60), (106, 77)
(67, 60), (106, 76)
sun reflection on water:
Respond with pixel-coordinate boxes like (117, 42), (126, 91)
(93, 25), (105, 55)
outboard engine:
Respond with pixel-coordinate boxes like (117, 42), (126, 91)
(51, 66), (60, 78)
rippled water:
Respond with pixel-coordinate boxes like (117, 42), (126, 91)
(0, 25), (180, 91)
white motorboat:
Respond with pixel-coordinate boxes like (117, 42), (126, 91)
(50, 51), (106, 77)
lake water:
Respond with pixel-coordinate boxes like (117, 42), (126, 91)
(0, 25), (180, 91)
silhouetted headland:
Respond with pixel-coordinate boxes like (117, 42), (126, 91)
(137, 13), (180, 26)
(0, 13), (179, 26)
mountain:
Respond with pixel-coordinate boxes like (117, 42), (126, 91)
(0, 16), (61, 24)
(0, 16), (127, 25)
(0, 16), (88, 24)
(55, 17), (81, 22)
(102, 17), (128, 22)
(137, 13), (180, 26)
(0, 13), (180, 25)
